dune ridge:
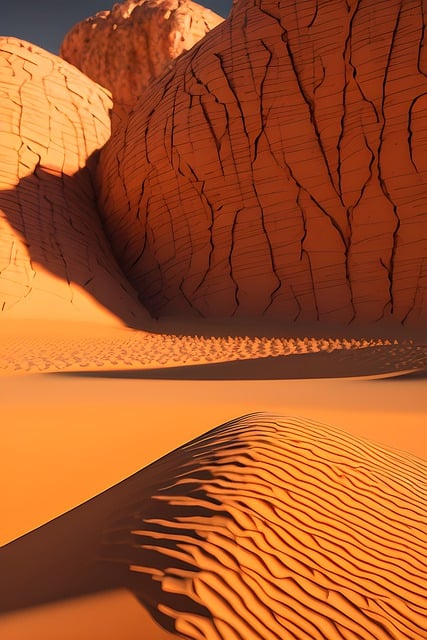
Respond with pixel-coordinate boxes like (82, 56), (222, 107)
(0, 321), (426, 376)
(1, 413), (426, 639)
(102, 413), (427, 639)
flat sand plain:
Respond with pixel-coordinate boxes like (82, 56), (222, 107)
(0, 318), (426, 639)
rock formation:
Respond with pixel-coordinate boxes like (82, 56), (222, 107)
(60, 0), (224, 121)
(1, 413), (426, 639)
(97, 0), (427, 326)
(2, 0), (426, 329)
(1, 6), (426, 639)
(0, 37), (148, 326)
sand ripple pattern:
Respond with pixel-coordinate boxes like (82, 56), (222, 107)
(0, 332), (426, 375)
(103, 413), (427, 640)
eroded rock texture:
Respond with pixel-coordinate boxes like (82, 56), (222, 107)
(0, 37), (147, 325)
(60, 0), (224, 122)
(98, 0), (427, 326)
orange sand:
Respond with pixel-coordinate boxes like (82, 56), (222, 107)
(2, 355), (426, 546)
(1, 318), (425, 639)
(0, 412), (425, 640)
(0, 590), (176, 640)
(1, 0), (426, 636)
(0, 308), (425, 640)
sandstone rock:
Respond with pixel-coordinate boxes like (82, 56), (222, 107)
(60, 0), (224, 122)
(0, 37), (148, 326)
(97, 0), (427, 327)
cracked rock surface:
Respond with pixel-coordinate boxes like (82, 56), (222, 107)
(98, 0), (427, 327)
(0, 37), (149, 326)
(60, 0), (224, 122)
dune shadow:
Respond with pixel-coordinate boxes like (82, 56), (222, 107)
(54, 345), (427, 380)
(1, 412), (426, 637)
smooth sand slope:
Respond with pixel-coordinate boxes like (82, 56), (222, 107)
(1, 413), (426, 639)
(1, 370), (425, 640)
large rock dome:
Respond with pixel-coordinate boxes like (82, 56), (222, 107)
(97, 0), (427, 326)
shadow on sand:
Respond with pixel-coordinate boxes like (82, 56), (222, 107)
(53, 345), (427, 380)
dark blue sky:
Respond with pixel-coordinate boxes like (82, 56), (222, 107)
(3, 1), (232, 54)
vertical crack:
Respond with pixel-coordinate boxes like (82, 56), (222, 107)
(407, 92), (426, 172)
(401, 258), (425, 325)
(252, 39), (272, 164)
(229, 208), (242, 316)
(417, 6), (427, 78)
(377, 3), (403, 318)
(337, 0), (361, 201)
(307, 1), (319, 29)
(280, 29), (345, 207)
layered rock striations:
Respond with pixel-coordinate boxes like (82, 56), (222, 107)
(97, 0), (427, 326)
(60, 0), (224, 121)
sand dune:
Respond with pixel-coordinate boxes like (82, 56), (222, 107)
(2, 371), (426, 547)
(1, 413), (426, 639)
(1, 317), (426, 376)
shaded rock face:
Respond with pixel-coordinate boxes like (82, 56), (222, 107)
(60, 0), (224, 122)
(97, 0), (427, 326)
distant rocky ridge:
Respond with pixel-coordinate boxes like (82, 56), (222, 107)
(60, 0), (224, 121)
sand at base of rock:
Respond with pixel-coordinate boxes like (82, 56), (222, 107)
(1, 317), (425, 639)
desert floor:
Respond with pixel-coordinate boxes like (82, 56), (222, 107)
(0, 319), (426, 639)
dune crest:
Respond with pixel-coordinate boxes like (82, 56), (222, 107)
(1, 413), (426, 639)
(102, 413), (427, 639)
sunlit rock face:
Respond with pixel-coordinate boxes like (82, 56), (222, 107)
(0, 37), (148, 326)
(97, 0), (427, 326)
(60, 0), (224, 122)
